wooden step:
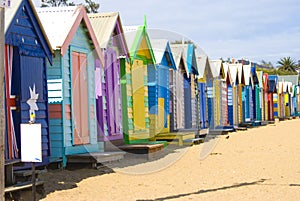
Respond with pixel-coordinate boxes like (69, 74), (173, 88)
(5, 181), (44, 193)
(67, 151), (126, 168)
(120, 144), (164, 160)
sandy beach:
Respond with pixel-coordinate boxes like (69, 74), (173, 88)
(38, 118), (300, 201)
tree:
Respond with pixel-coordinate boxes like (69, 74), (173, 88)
(40, 0), (100, 13)
(85, 0), (99, 13)
(260, 60), (274, 68)
(41, 0), (74, 7)
(277, 57), (297, 73)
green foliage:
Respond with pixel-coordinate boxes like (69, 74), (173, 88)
(277, 57), (297, 73)
(40, 0), (100, 13)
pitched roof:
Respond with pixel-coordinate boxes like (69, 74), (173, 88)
(5, 0), (53, 63)
(243, 64), (252, 86)
(123, 25), (155, 64)
(170, 44), (189, 75)
(196, 55), (209, 79)
(88, 12), (128, 57)
(36, 6), (104, 64)
(228, 64), (240, 86)
(151, 39), (176, 68)
(209, 60), (223, 78)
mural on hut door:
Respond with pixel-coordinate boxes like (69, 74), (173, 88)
(72, 52), (89, 145)
(5, 46), (46, 159)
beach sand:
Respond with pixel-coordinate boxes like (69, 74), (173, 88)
(38, 118), (300, 201)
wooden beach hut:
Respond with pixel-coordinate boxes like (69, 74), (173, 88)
(227, 64), (240, 127)
(37, 6), (104, 166)
(88, 12), (129, 147)
(251, 66), (262, 124)
(237, 64), (244, 125)
(149, 39), (176, 135)
(262, 73), (269, 122)
(268, 75), (279, 118)
(123, 23), (155, 143)
(208, 60), (226, 129)
(4, 0), (53, 165)
(267, 76), (277, 121)
(196, 55), (213, 129)
(169, 44), (189, 131)
(242, 64), (254, 123)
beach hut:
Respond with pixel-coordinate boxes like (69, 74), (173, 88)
(196, 55), (213, 129)
(208, 60), (226, 129)
(4, 0), (53, 165)
(182, 44), (198, 129)
(268, 75), (279, 118)
(88, 12), (129, 146)
(149, 39), (176, 135)
(297, 86), (300, 116)
(251, 67), (262, 124)
(169, 44), (189, 131)
(37, 6), (104, 166)
(227, 64), (240, 127)
(237, 64), (244, 125)
(262, 73), (269, 122)
(242, 64), (254, 123)
(123, 22), (155, 143)
(267, 76), (277, 121)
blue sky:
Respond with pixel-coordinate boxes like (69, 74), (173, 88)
(33, 0), (300, 66)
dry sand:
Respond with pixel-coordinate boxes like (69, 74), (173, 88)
(39, 119), (300, 201)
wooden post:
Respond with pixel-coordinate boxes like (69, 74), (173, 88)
(32, 162), (36, 201)
(0, 6), (6, 201)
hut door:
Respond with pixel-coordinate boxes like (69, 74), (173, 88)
(199, 83), (207, 129)
(72, 52), (89, 145)
(105, 50), (122, 136)
(184, 74), (192, 129)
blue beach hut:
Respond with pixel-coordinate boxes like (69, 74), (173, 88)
(4, 0), (53, 165)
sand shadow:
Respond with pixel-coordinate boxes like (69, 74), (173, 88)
(136, 179), (267, 201)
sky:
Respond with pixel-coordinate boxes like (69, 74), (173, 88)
(33, 0), (300, 66)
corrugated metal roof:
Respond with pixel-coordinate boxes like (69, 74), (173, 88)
(170, 44), (188, 75)
(223, 62), (229, 80)
(243, 64), (252, 86)
(151, 39), (168, 63)
(196, 55), (208, 79)
(228, 64), (239, 85)
(36, 6), (81, 50)
(209, 60), (222, 78)
(36, 5), (104, 65)
(88, 12), (119, 49)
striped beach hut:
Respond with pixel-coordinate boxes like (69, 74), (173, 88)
(123, 22), (155, 143)
(169, 44), (189, 131)
(242, 64), (254, 123)
(149, 39), (176, 135)
(237, 64), (244, 125)
(269, 75), (279, 118)
(208, 60), (226, 129)
(267, 75), (277, 121)
(4, 0), (53, 165)
(262, 73), (269, 122)
(251, 67), (262, 123)
(227, 64), (240, 127)
(196, 55), (213, 129)
(37, 6), (104, 166)
(88, 12), (129, 145)
(182, 44), (198, 129)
